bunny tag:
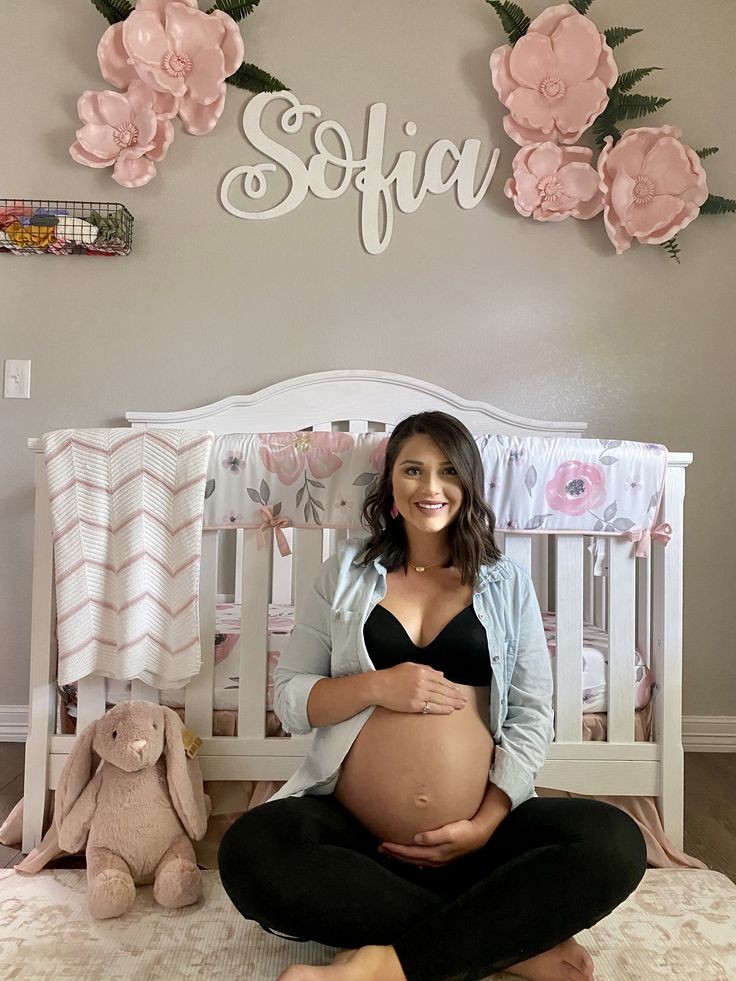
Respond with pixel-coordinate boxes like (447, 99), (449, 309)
(182, 726), (203, 758)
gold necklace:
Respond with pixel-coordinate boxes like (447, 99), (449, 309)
(409, 557), (450, 573)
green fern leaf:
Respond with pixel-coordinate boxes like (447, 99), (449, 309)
(662, 238), (681, 264)
(206, 0), (261, 18)
(569, 0), (595, 14)
(90, 0), (132, 23)
(487, 1), (530, 45)
(615, 67), (661, 94)
(615, 93), (670, 121)
(226, 62), (286, 94)
(699, 194), (736, 215)
(696, 147), (720, 159)
(603, 26), (642, 48)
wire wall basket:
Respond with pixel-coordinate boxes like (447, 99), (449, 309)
(0, 199), (133, 256)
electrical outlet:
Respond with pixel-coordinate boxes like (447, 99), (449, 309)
(4, 360), (31, 399)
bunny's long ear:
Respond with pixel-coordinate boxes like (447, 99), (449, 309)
(54, 719), (99, 834)
(162, 707), (208, 840)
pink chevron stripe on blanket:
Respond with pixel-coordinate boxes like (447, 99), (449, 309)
(43, 428), (214, 689)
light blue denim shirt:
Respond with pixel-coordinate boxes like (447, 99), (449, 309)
(269, 537), (554, 811)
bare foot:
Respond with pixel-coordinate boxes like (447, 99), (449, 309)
(276, 945), (406, 981)
(506, 938), (595, 981)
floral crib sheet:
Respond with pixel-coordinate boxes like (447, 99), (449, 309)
(204, 433), (670, 555)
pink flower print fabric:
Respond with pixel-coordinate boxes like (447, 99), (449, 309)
(203, 433), (668, 539)
(258, 432), (355, 485)
(545, 461), (607, 516)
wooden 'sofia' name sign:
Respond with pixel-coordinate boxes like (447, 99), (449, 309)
(220, 92), (500, 255)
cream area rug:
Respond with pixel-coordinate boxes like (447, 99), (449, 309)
(1, 868), (735, 980)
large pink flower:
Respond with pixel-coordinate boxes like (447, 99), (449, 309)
(491, 4), (617, 146)
(545, 461), (606, 516)
(369, 437), (389, 473)
(69, 80), (174, 188)
(259, 432), (355, 486)
(597, 125), (709, 254)
(505, 142), (603, 221)
(98, 0), (244, 136)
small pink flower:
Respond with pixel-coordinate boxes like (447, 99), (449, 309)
(597, 125), (709, 254)
(69, 80), (173, 187)
(222, 451), (243, 473)
(222, 510), (243, 524)
(627, 476), (642, 496)
(490, 4), (617, 146)
(505, 142), (603, 221)
(259, 432), (355, 486)
(545, 461), (606, 516)
(369, 437), (389, 473)
(98, 0), (244, 137)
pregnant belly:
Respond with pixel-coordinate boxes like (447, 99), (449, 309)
(334, 685), (494, 845)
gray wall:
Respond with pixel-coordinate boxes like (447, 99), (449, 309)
(2, 0), (735, 717)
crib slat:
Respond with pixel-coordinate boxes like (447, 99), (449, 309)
(554, 536), (584, 743)
(271, 527), (293, 604)
(294, 529), (325, 622)
(607, 537), (636, 743)
(530, 536), (549, 616)
(185, 529), (218, 737)
(76, 675), (107, 733)
(504, 534), (531, 572)
(583, 537), (594, 624)
(593, 537), (607, 629)
(238, 530), (270, 739)
(637, 552), (652, 668)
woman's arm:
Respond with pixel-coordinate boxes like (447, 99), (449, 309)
(489, 568), (555, 810)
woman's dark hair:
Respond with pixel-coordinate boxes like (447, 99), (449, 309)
(360, 411), (502, 586)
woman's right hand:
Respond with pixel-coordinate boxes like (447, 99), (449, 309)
(373, 663), (468, 714)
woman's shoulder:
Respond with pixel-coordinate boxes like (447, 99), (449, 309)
(479, 555), (532, 590)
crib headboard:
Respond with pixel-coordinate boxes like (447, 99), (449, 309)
(125, 369), (588, 437)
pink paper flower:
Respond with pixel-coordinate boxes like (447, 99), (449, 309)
(597, 125), (709, 254)
(69, 80), (174, 188)
(258, 432), (355, 486)
(505, 142), (603, 221)
(545, 461), (606, 516)
(490, 4), (617, 145)
(98, 0), (244, 137)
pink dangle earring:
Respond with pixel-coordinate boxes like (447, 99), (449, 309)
(390, 501), (399, 519)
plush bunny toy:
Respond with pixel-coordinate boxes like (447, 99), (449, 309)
(54, 700), (209, 919)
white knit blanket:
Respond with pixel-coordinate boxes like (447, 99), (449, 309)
(43, 429), (214, 688)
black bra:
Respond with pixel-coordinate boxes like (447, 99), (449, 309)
(363, 603), (493, 687)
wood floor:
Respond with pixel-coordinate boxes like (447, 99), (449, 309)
(1, 743), (735, 881)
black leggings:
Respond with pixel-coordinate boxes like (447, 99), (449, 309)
(218, 793), (647, 981)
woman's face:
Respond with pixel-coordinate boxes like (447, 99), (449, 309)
(390, 433), (464, 536)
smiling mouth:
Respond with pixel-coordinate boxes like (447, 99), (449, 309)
(415, 503), (447, 511)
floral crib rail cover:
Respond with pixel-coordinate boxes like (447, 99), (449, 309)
(203, 433), (670, 556)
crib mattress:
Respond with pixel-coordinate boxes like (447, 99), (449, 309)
(62, 603), (654, 717)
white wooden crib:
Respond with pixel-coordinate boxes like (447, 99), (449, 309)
(22, 370), (692, 855)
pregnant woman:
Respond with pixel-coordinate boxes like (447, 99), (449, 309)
(219, 412), (647, 981)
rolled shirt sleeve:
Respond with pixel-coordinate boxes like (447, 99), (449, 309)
(490, 568), (555, 810)
(272, 553), (339, 735)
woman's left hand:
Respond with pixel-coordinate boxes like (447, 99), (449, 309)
(378, 819), (490, 867)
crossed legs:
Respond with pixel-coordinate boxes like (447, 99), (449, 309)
(218, 794), (647, 981)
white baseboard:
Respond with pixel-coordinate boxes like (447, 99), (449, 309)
(2, 705), (735, 750)
(682, 716), (736, 752)
(0, 705), (29, 742)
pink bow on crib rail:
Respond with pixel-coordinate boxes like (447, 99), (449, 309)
(256, 505), (293, 557)
(628, 522), (673, 558)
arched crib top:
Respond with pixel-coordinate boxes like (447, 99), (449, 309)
(124, 370), (588, 437)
